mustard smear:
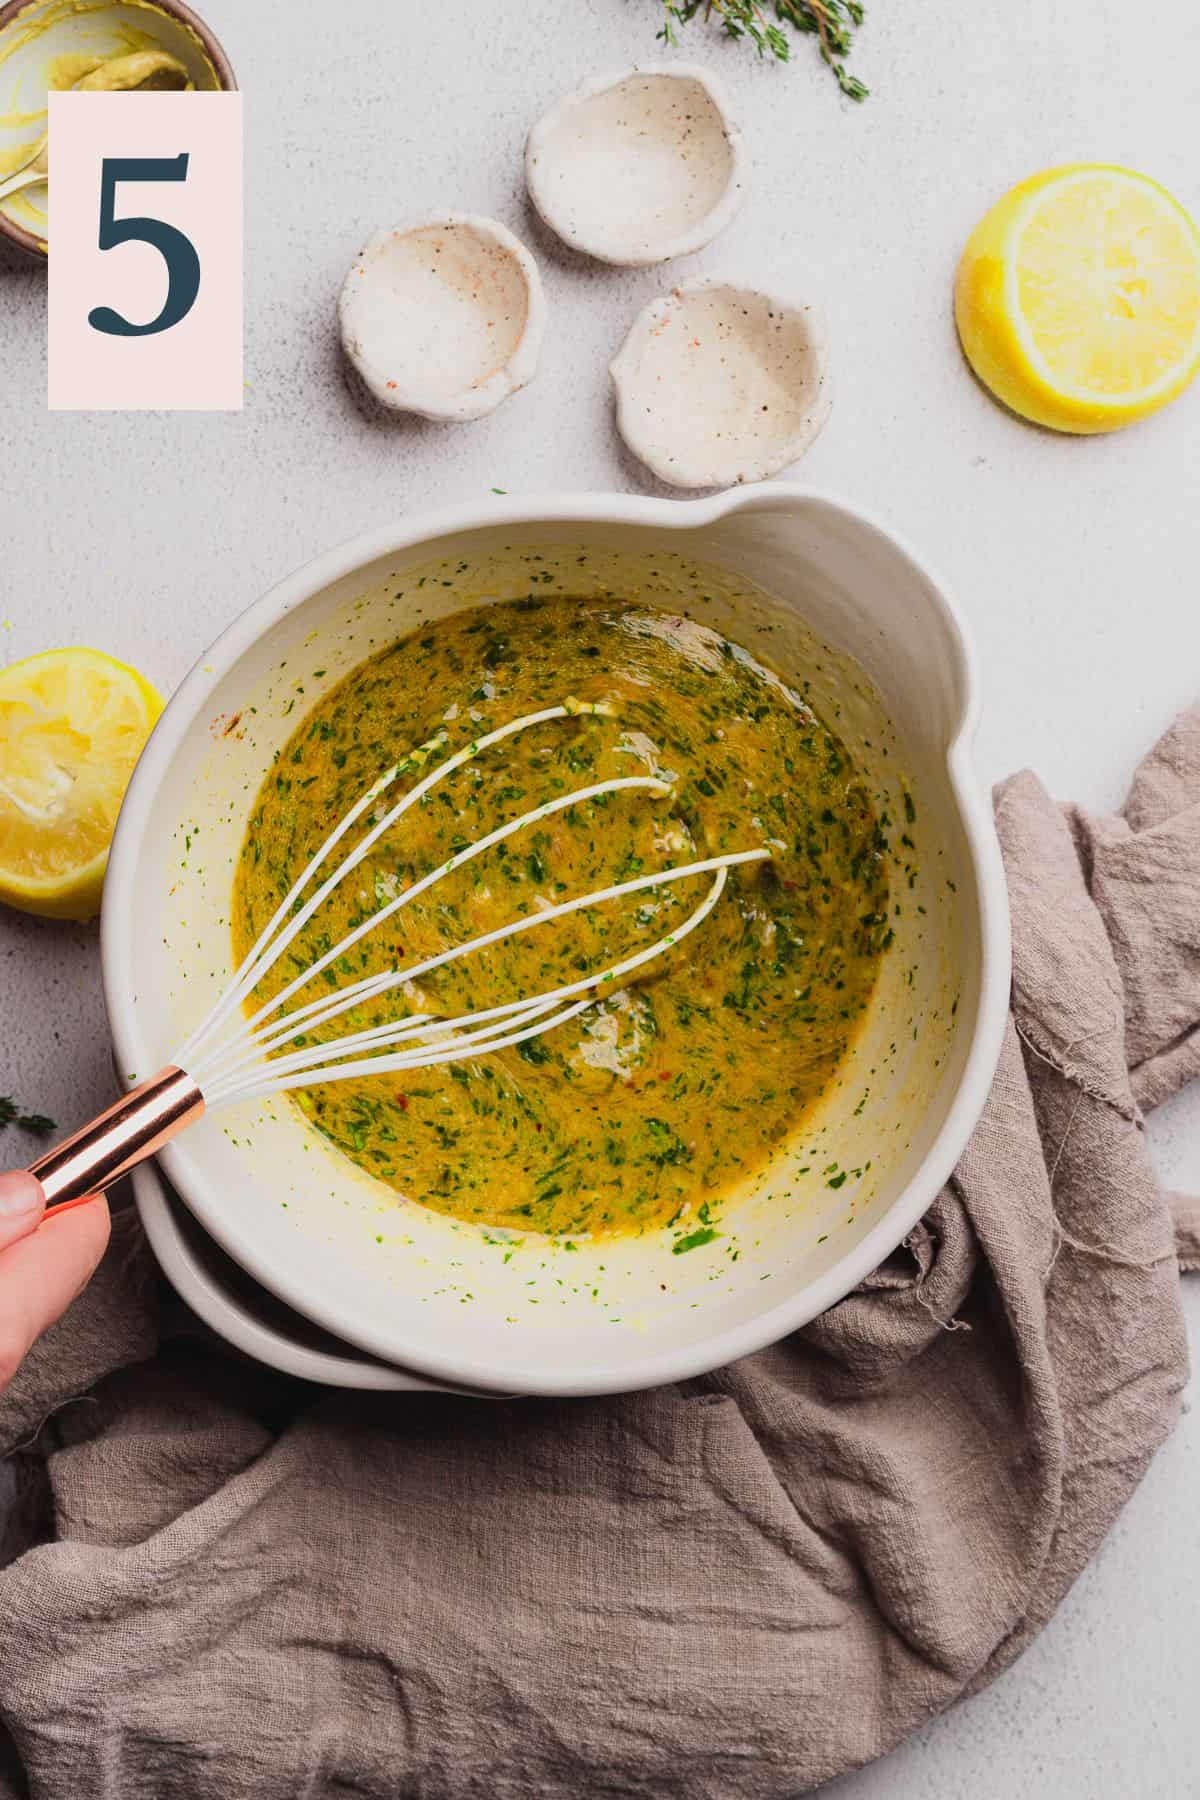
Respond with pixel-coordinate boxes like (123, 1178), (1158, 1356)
(0, 0), (217, 239)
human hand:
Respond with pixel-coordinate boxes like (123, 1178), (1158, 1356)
(0, 1173), (110, 1391)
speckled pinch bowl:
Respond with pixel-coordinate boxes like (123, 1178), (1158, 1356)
(0, 0), (237, 259)
(525, 63), (747, 266)
(612, 276), (832, 489)
(338, 215), (545, 422)
(101, 487), (1010, 1399)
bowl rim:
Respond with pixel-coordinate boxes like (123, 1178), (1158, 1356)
(0, 0), (239, 260)
(102, 483), (1012, 1397)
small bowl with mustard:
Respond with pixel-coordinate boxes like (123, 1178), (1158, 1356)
(0, 0), (236, 259)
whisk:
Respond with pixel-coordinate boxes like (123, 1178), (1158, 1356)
(29, 699), (769, 1215)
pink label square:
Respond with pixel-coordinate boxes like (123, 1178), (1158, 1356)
(47, 91), (243, 412)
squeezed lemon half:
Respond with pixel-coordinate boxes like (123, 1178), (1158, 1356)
(0, 648), (162, 922)
(955, 163), (1200, 433)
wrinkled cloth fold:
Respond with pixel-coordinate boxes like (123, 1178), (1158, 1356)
(1, 711), (1197, 1799)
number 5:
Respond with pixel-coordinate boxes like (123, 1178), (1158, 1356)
(88, 154), (201, 338)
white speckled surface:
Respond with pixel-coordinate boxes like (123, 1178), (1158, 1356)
(1, 0), (1198, 1786)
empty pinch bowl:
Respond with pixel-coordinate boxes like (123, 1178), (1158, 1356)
(525, 63), (747, 266)
(611, 275), (832, 489)
(338, 213), (546, 422)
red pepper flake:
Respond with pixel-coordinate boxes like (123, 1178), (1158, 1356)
(395, 1093), (408, 1111)
(658, 1070), (671, 1082)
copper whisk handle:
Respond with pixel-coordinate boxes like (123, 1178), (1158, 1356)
(28, 1067), (205, 1214)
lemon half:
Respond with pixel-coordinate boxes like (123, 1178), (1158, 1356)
(0, 648), (162, 922)
(955, 163), (1200, 433)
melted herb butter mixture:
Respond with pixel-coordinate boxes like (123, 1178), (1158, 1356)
(233, 598), (891, 1239)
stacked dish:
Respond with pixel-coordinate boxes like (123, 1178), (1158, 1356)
(100, 485), (1009, 1397)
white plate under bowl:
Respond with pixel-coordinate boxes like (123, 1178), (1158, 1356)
(131, 1158), (494, 1394)
(102, 486), (1010, 1398)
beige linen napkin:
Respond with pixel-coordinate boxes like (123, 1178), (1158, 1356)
(0, 709), (1196, 1798)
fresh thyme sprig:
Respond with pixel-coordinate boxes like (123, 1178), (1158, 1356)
(0, 1095), (56, 1139)
(658, 0), (869, 101)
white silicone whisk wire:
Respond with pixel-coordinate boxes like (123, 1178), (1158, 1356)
(178, 700), (770, 1111)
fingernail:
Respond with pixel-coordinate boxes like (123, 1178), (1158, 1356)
(0, 1172), (44, 1218)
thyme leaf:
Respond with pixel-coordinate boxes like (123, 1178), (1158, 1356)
(0, 1096), (56, 1139)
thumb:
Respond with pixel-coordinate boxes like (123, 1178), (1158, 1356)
(0, 1171), (47, 1250)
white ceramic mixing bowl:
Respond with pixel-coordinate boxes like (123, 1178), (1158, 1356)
(102, 486), (1009, 1397)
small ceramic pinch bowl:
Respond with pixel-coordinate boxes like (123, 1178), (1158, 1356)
(0, 0), (236, 259)
(338, 214), (546, 422)
(526, 63), (746, 265)
(613, 275), (832, 488)
(102, 486), (1010, 1400)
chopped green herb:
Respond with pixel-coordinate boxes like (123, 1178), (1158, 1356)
(0, 1097), (56, 1139)
(673, 1226), (720, 1254)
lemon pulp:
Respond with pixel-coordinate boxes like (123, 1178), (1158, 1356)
(0, 648), (162, 922)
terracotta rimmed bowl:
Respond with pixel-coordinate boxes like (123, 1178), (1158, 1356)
(102, 487), (1010, 1399)
(0, 0), (236, 260)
